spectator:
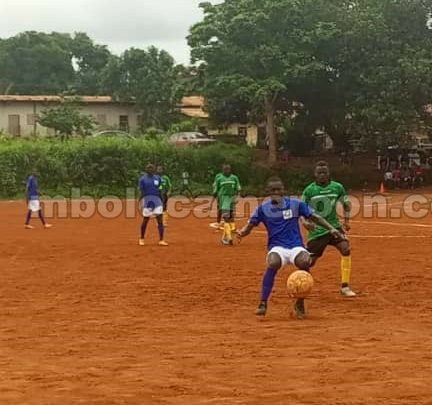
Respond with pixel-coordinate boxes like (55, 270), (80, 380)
(392, 167), (401, 189)
(400, 164), (411, 189)
(411, 164), (424, 189)
(384, 169), (394, 190)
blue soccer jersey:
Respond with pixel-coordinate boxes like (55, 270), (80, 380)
(139, 174), (163, 209)
(250, 197), (313, 250)
(26, 175), (39, 200)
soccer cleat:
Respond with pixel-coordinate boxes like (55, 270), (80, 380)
(44, 224), (53, 229)
(25, 225), (34, 229)
(255, 301), (267, 316)
(158, 240), (169, 247)
(221, 238), (232, 246)
(294, 299), (306, 320)
(341, 286), (357, 297)
(138, 239), (145, 246)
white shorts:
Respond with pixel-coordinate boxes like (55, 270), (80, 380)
(28, 200), (41, 212)
(142, 206), (163, 217)
(267, 246), (308, 267)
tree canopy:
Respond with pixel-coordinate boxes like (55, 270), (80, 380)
(189, 0), (432, 161)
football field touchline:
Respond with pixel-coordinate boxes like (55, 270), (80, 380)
(351, 220), (432, 228)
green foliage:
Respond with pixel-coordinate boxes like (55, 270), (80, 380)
(37, 98), (96, 139)
(100, 47), (179, 130)
(0, 138), (254, 198)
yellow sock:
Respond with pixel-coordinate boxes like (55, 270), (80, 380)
(230, 222), (236, 232)
(223, 223), (232, 240)
(341, 256), (352, 285)
(163, 211), (168, 226)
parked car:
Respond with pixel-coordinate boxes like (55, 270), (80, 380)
(92, 130), (135, 139)
(168, 132), (216, 147)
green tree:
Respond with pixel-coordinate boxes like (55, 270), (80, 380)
(101, 46), (179, 130)
(188, 0), (339, 163)
(0, 32), (75, 94)
(38, 98), (96, 139)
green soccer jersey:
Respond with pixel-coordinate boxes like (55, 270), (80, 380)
(159, 175), (172, 195)
(213, 173), (241, 210)
(302, 181), (349, 241)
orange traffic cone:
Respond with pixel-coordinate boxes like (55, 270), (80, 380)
(380, 182), (385, 194)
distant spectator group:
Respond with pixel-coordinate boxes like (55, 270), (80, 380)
(378, 147), (431, 190)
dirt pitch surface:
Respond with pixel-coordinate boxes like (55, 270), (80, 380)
(1, 194), (432, 405)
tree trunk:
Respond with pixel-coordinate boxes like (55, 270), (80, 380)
(265, 95), (277, 164)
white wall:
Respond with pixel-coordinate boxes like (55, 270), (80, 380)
(0, 101), (139, 136)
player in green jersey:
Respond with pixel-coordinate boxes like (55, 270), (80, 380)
(302, 161), (356, 297)
(157, 165), (172, 227)
(213, 164), (241, 245)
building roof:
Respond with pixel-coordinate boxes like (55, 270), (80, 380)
(0, 95), (115, 103)
(181, 96), (205, 108)
(180, 96), (208, 118)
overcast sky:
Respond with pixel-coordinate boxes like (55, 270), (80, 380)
(0, 0), (219, 64)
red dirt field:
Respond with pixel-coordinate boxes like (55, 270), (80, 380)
(1, 194), (432, 405)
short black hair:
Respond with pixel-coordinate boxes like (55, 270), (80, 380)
(266, 176), (284, 186)
(315, 161), (329, 169)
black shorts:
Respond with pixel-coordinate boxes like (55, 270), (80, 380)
(307, 231), (344, 259)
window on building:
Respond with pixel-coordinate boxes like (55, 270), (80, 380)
(238, 126), (247, 137)
(27, 114), (37, 126)
(119, 115), (129, 131)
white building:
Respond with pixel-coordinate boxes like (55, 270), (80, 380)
(0, 95), (139, 136)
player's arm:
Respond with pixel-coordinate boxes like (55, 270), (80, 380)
(309, 213), (344, 240)
(166, 176), (173, 196)
(212, 176), (219, 198)
(237, 206), (262, 238)
(339, 185), (351, 231)
(300, 187), (316, 231)
(25, 179), (30, 204)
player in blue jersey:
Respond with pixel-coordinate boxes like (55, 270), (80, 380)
(24, 169), (52, 229)
(237, 176), (344, 319)
(138, 163), (168, 246)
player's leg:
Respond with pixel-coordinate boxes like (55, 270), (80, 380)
(292, 248), (313, 320)
(139, 207), (152, 246)
(156, 209), (168, 246)
(162, 194), (169, 227)
(256, 251), (284, 316)
(229, 208), (236, 233)
(38, 209), (52, 228)
(25, 208), (33, 229)
(221, 209), (233, 245)
(334, 239), (356, 297)
(306, 235), (330, 268)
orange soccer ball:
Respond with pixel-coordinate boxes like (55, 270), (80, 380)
(287, 271), (314, 298)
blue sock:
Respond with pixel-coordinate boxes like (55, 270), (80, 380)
(158, 223), (164, 240)
(141, 220), (148, 239)
(38, 210), (46, 225)
(25, 210), (32, 225)
(261, 268), (278, 302)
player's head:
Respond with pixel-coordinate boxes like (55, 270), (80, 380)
(31, 168), (39, 177)
(222, 164), (231, 176)
(315, 161), (330, 185)
(146, 163), (156, 175)
(266, 176), (285, 204)
(156, 165), (164, 176)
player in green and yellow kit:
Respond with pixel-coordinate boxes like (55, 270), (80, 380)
(213, 164), (241, 245)
(302, 161), (356, 297)
(157, 165), (172, 227)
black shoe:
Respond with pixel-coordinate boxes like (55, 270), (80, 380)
(255, 301), (267, 316)
(294, 299), (306, 320)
